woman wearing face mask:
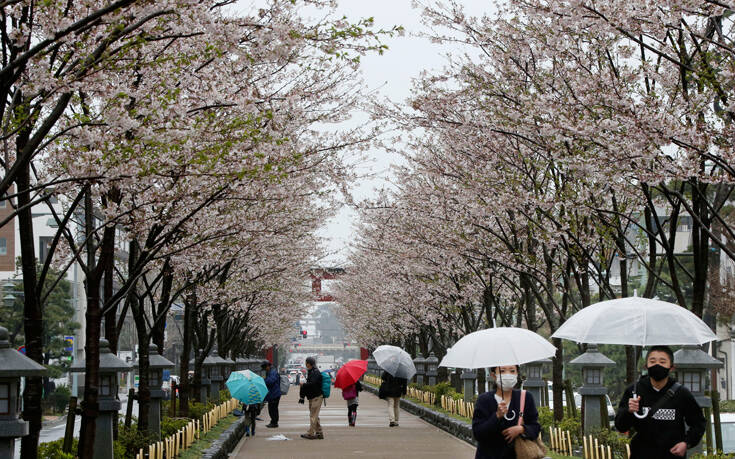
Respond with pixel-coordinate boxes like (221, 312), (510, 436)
(615, 346), (705, 458)
(472, 365), (541, 459)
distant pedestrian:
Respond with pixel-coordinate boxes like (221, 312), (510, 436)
(299, 356), (324, 439)
(378, 370), (407, 427)
(262, 361), (282, 428)
(342, 380), (363, 426)
(615, 345), (705, 458)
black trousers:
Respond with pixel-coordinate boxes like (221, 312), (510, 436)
(348, 404), (357, 423)
(268, 396), (281, 425)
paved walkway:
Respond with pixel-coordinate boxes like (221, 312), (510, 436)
(233, 386), (476, 458)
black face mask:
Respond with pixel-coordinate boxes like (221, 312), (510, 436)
(647, 364), (670, 382)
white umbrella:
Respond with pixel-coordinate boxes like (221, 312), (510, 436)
(551, 297), (717, 345)
(438, 327), (557, 369)
(373, 345), (416, 379)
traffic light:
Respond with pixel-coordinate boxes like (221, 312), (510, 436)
(301, 330), (307, 339)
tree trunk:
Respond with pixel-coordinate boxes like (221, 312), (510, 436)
(179, 292), (193, 417)
(17, 162), (43, 459)
(79, 191), (116, 458)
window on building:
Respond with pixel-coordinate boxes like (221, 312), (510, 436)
(0, 382), (9, 414)
(0, 238), (7, 256)
(39, 236), (53, 263)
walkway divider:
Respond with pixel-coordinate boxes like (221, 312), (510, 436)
(135, 398), (238, 459)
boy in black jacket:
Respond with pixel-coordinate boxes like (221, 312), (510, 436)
(615, 346), (705, 458)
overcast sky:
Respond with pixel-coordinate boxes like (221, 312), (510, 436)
(313, 1), (495, 265)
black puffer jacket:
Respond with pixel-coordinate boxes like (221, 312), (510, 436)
(299, 367), (323, 400)
(615, 376), (705, 458)
(379, 371), (407, 399)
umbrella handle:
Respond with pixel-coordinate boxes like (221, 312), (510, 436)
(631, 392), (648, 419)
(504, 410), (517, 421)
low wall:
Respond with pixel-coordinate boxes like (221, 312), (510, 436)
(200, 416), (249, 459)
(363, 383), (476, 446)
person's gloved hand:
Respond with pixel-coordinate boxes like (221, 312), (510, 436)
(298, 398), (305, 404)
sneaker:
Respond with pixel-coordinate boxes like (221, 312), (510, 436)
(389, 422), (397, 427)
(266, 423), (278, 428)
(316, 433), (324, 439)
(349, 422), (355, 427)
(301, 434), (317, 440)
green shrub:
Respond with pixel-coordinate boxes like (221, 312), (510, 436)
(188, 401), (214, 420)
(39, 438), (76, 459)
(690, 452), (733, 459)
(558, 415), (582, 443)
(537, 406), (554, 433)
(47, 385), (72, 413)
(720, 399), (735, 413)
(218, 389), (231, 403)
(117, 422), (156, 458)
(587, 427), (630, 456)
(161, 417), (190, 438)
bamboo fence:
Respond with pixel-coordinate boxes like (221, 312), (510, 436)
(135, 398), (238, 459)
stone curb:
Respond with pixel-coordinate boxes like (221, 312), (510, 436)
(200, 416), (249, 459)
(363, 382), (477, 447)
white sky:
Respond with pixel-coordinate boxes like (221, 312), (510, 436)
(234, 1), (496, 265)
(316, 1), (494, 265)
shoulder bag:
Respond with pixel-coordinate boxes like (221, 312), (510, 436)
(514, 390), (547, 459)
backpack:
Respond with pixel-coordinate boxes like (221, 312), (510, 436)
(280, 374), (290, 395)
(342, 384), (357, 400)
(320, 371), (331, 398)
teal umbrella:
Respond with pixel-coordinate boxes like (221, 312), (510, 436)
(226, 370), (268, 405)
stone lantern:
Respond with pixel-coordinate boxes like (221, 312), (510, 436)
(426, 352), (439, 386)
(220, 355), (235, 382)
(208, 350), (226, 399)
(414, 353), (426, 386)
(70, 338), (131, 459)
(367, 357), (376, 376)
(673, 346), (723, 454)
(569, 345), (616, 435)
(461, 369), (477, 402)
(189, 350), (216, 404)
(0, 326), (46, 459)
(235, 357), (247, 371)
(142, 345), (174, 440)
(523, 359), (551, 407)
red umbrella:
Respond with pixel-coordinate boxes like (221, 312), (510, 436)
(334, 360), (368, 389)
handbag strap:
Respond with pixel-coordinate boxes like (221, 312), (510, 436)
(517, 390), (526, 427)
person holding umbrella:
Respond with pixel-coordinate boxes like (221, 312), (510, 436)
(615, 346), (705, 458)
(379, 370), (408, 427)
(335, 360), (368, 427)
(472, 365), (541, 459)
(439, 327), (556, 459)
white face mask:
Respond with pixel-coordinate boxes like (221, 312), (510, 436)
(498, 374), (517, 388)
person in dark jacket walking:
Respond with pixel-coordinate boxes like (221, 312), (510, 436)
(379, 371), (408, 427)
(262, 361), (282, 428)
(472, 365), (541, 459)
(299, 357), (324, 439)
(615, 346), (705, 458)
